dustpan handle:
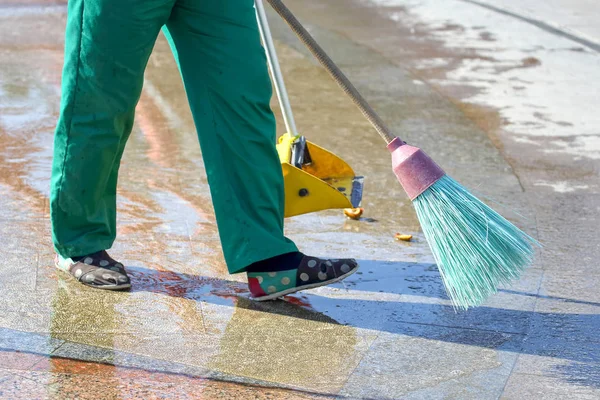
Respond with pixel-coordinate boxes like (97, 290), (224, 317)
(255, 0), (298, 136)
(265, 0), (396, 145)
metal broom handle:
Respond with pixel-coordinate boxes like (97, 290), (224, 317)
(255, 0), (298, 136)
(265, 0), (396, 145)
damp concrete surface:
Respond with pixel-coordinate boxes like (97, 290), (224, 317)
(0, 0), (599, 398)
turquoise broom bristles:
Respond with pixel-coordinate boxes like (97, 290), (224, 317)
(413, 175), (539, 310)
(262, 0), (539, 309)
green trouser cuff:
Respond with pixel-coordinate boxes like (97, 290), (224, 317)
(54, 240), (115, 260)
(227, 241), (299, 274)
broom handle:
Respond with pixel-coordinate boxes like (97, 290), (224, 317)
(255, 0), (299, 136)
(265, 0), (396, 145)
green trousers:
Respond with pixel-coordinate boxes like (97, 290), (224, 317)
(50, 0), (298, 273)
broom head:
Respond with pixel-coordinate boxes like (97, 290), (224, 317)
(388, 138), (538, 309)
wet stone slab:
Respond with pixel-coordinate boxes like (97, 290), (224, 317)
(339, 327), (520, 400)
(501, 372), (600, 400)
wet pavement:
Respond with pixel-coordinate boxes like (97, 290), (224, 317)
(1, 0), (599, 399)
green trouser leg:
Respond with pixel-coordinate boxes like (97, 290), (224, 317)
(50, 0), (175, 257)
(51, 0), (298, 273)
(164, 0), (297, 273)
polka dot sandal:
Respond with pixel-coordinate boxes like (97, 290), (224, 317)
(247, 256), (358, 301)
(55, 250), (131, 290)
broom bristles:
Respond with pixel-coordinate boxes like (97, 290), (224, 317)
(413, 175), (539, 310)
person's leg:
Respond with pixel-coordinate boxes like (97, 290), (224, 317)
(51, 0), (175, 259)
(164, 0), (298, 274)
(164, 0), (358, 299)
(50, 0), (175, 289)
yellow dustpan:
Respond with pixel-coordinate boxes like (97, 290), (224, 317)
(256, 0), (363, 218)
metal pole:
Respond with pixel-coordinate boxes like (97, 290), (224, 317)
(255, 0), (298, 136)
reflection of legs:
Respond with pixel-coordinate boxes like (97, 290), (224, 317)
(164, 0), (297, 274)
(50, 0), (174, 258)
(50, 282), (120, 398)
(209, 297), (358, 382)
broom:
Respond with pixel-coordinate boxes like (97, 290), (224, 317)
(264, 0), (539, 310)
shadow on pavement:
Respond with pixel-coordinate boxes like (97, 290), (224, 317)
(126, 263), (600, 390)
